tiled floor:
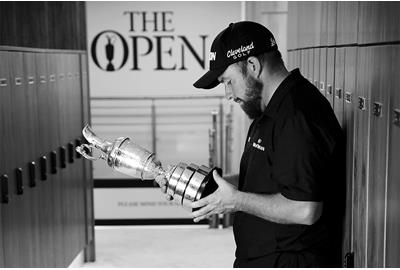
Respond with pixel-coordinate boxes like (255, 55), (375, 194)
(82, 225), (236, 268)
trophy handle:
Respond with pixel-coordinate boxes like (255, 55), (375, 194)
(76, 144), (107, 161)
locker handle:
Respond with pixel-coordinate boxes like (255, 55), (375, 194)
(29, 161), (36, 187)
(1, 174), (9, 203)
(59, 73), (65, 80)
(28, 76), (35, 85)
(335, 88), (342, 99)
(373, 102), (383, 117)
(68, 73), (73, 79)
(345, 92), (352, 104)
(75, 139), (82, 158)
(394, 109), (400, 127)
(51, 151), (57, 174)
(313, 80), (318, 88)
(320, 81), (325, 92)
(40, 156), (47, 180)
(0, 78), (8, 87)
(60, 146), (67, 169)
(16, 168), (24, 195)
(40, 75), (46, 84)
(49, 74), (56, 82)
(327, 85), (333, 95)
(15, 77), (22, 85)
(358, 97), (367, 111)
(68, 142), (74, 163)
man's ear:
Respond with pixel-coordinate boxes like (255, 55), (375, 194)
(246, 56), (262, 78)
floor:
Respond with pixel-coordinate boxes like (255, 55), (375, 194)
(82, 225), (236, 268)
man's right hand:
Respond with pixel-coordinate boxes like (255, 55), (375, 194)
(154, 174), (173, 201)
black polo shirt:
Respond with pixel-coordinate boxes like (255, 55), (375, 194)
(233, 69), (345, 263)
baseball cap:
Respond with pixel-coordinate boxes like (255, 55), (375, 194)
(193, 21), (278, 89)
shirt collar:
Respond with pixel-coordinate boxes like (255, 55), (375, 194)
(262, 68), (302, 119)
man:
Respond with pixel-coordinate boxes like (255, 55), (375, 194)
(156, 21), (345, 267)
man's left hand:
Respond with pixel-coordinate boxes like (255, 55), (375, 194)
(190, 170), (239, 223)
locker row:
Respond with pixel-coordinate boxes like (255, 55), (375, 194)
(287, 2), (400, 49)
(1, 139), (83, 204)
(288, 45), (400, 267)
(0, 50), (93, 267)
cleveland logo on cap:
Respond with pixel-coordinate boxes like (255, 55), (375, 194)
(226, 42), (254, 60)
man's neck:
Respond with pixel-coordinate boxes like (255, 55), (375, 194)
(261, 66), (290, 109)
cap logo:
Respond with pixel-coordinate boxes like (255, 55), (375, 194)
(209, 52), (217, 61)
(270, 38), (276, 47)
(227, 42), (254, 60)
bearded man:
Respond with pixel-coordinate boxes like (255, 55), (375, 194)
(157, 21), (346, 268)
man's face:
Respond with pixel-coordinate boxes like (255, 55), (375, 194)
(218, 63), (264, 119)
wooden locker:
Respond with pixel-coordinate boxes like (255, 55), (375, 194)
(385, 45), (400, 267)
(353, 46), (373, 267)
(45, 52), (66, 267)
(307, 48), (314, 83)
(326, 48), (335, 108)
(343, 46), (357, 262)
(295, 50), (301, 69)
(313, 48), (320, 90)
(287, 1), (298, 50)
(334, 48), (345, 127)
(0, 2), (17, 46)
(327, 1), (337, 46)
(1, 51), (37, 267)
(80, 53), (96, 262)
(35, 52), (56, 267)
(319, 47), (327, 97)
(0, 51), (12, 268)
(336, 1), (358, 46)
(300, 49), (308, 78)
(311, 1), (322, 47)
(22, 52), (42, 267)
(366, 46), (391, 267)
(358, 2), (400, 45)
(320, 1), (329, 46)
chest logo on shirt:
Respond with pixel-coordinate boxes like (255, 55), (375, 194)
(252, 138), (265, 151)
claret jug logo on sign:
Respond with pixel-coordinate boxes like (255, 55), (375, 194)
(91, 11), (209, 72)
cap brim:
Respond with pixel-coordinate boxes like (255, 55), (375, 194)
(193, 67), (226, 89)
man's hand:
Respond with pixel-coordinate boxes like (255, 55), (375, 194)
(190, 170), (239, 223)
(154, 173), (173, 201)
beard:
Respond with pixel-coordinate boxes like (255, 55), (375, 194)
(239, 75), (264, 119)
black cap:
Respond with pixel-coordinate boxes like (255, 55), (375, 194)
(193, 21), (278, 89)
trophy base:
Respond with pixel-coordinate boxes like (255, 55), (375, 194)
(192, 167), (221, 212)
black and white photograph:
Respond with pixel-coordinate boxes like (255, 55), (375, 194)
(0, 1), (400, 268)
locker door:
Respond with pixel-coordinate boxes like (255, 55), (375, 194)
(313, 48), (320, 90)
(300, 49), (307, 77)
(353, 47), (373, 267)
(22, 52), (41, 267)
(327, 1), (337, 46)
(35, 52), (56, 267)
(326, 48), (335, 108)
(343, 46), (357, 262)
(334, 48), (345, 127)
(320, 1), (328, 46)
(45, 53), (65, 267)
(336, 1), (358, 46)
(295, 50), (301, 69)
(386, 45), (400, 268)
(0, 51), (12, 268)
(307, 48), (314, 84)
(358, 2), (400, 45)
(80, 53), (96, 262)
(2, 51), (37, 267)
(366, 46), (390, 267)
(319, 47), (327, 97)
(57, 53), (74, 265)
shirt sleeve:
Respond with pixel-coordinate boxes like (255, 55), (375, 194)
(272, 111), (335, 202)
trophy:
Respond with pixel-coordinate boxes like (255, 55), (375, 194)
(76, 125), (219, 208)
